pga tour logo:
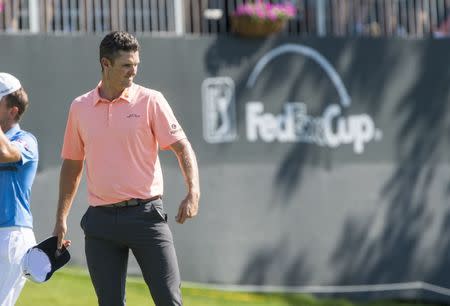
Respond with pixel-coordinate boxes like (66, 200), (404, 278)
(202, 44), (382, 154)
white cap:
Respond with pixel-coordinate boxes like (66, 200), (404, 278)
(22, 236), (71, 283)
(22, 248), (52, 283)
(0, 73), (22, 98)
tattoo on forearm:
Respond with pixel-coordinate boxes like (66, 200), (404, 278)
(177, 145), (198, 189)
(180, 148), (193, 175)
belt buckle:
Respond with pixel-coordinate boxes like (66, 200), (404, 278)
(113, 200), (132, 208)
(127, 199), (139, 207)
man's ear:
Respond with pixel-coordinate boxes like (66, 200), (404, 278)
(9, 106), (19, 120)
(101, 57), (112, 70)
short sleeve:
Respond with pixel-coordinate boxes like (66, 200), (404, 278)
(150, 92), (186, 149)
(11, 133), (38, 165)
(61, 102), (85, 160)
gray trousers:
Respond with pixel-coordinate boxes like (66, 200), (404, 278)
(80, 199), (182, 306)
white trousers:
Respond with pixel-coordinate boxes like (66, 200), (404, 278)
(0, 227), (36, 306)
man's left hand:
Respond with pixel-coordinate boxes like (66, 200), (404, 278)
(176, 193), (199, 224)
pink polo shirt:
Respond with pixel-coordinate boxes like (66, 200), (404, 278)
(61, 82), (186, 206)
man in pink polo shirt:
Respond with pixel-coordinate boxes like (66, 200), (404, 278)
(52, 31), (200, 306)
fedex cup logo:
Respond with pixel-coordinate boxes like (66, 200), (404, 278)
(202, 44), (382, 154)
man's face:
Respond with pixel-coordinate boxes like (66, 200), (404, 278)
(104, 50), (140, 90)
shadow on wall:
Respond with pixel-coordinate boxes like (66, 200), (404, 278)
(205, 36), (450, 300)
(238, 240), (312, 286)
(329, 40), (450, 292)
(204, 35), (275, 104)
(273, 39), (400, 200)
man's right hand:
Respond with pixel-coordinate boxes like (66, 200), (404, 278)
(53, 219), (71, 250)
(53, 159), (84, 250)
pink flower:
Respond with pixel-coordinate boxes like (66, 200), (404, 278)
(267, 11), (278, 21)
(233, 1), (297, 21)
(255, 7), (266, 19)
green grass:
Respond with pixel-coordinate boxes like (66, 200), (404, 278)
(16, 267), (442, 306)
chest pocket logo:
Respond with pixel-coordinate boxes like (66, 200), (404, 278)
(126, 113), (141, 118)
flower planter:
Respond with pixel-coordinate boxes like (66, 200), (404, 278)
(230, 15), (287, 38)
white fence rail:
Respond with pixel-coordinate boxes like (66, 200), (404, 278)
(0, 0), (179, 33)
(1, 0), (450, 38)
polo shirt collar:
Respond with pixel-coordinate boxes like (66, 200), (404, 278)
(93, 81), (136, 105)
(5, 123), (20, 138)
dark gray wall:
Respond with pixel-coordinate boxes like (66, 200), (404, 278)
(1, 34), (450, 301)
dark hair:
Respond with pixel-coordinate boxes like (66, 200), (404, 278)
(5, 87), (29, 121)
(99, 31), (140, 69)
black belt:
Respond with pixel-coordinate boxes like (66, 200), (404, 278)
(0, 165), (17, 172)
(103, 195), (161, 208)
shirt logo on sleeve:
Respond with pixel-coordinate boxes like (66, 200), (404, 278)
(170, 123), (183, 135)
(14, 139), (31, 152)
